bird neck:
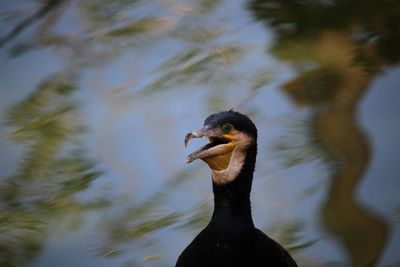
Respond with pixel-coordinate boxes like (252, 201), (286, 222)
(211, 188), (254, 229)
(210, 145), (257, 229)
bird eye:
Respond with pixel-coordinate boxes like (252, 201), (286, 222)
(222, 124), (233, 133)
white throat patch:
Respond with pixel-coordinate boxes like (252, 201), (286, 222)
(211, 131), (253, 184)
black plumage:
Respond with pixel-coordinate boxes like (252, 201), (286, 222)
(176, 111), (297, 267)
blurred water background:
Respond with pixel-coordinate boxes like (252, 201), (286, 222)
(1, 0), (400, 266)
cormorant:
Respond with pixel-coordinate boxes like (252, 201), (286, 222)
(176, 110), (297, 267)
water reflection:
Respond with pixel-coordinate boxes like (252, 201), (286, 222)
(1, 1), (269, 266)
(0, 0), (399, 266)
(0, 76), (106, 267)
(249, 0), (399, 266)
(285, 59), (389, 266)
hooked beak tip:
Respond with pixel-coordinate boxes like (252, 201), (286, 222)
(185, 130), (206, 148)
(184, 133), (193, 148)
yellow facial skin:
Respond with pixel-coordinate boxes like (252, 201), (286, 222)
(186, 128), (253, 185)
(186, 130), (237, 171)
(202, 137), (235, 170)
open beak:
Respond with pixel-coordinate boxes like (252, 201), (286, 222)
(184, 126), (235, 171)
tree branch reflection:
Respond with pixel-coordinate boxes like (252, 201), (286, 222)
(249, 1), (399, 266)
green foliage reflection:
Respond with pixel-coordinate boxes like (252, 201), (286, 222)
(0, 76), (104, 267)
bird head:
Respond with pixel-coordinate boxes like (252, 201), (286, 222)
(185, 110), (257, 184)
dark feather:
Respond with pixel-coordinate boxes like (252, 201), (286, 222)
(176, 111), (297, 267)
